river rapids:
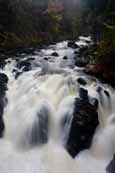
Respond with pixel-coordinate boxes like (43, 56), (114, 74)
(0, 36), (115, 173)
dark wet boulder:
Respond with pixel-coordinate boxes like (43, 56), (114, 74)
(86, 40), (91, 44)
(51, 52), (59, 57)
(15, 71), (23, 79)
(79, 46), (90, 60)
(74, 45), (90, 67)
(12, 68), (23, 79)
(67, 41), (79, 49)
(66, 88), (99, 158)
(0, 73), (8, 84)
(0, 117), (4, 137)
(44, 57), (48, 61)
(0, 58), (6, 69)
(15, 58), (20, 62)
(79, 46), (89, 54)
(16, 60), (32, 72)
(7, 60), (11, 64)
(0, 103), (5, 137)
(63, 56), (68, 60)
(96, 86), (103, 93)
(79, 88), (88, 100)
(75, 57), (89, 67)
(0, 73), (8, 96)
(12, 69), (17, 73)
(27, 57), (35, 61)
(74, 50), (79, 55)
(106, 154), (115, 173)
(104, 90), (110, 98)
(77, 78), (87, 86)
(0, 73), (8, 137)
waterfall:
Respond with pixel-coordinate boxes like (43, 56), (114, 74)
(0, 37), (115, 173)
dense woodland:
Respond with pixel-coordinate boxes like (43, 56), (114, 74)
(0, 0), (114, 80)
(0, 0), (114, 47)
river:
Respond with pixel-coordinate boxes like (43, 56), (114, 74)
(0, 36), (115, 173)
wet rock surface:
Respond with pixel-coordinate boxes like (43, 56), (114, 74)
(66, 88), (99, 158)
(106, 154), (115, 173)
(0, 73), (8, 137)
(67, 41), (79, 49)
(16, 60), (32, 72)
(51, 52), (59, 57)
(77, 78), (87, 86)
(0, 73), (8, 95)
(44, 57), (48, 61)
(63, 56), (68, 60)
(13, 59), (32, 79)
(0, 58), (6, 69)
(73, 42), (93, 68)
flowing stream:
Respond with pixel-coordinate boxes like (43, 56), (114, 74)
(0, 37), (115, 173)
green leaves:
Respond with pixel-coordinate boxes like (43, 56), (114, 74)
(93, 21), (115, 67)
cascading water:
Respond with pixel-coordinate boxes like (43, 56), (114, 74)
(0, 37), (115, 173)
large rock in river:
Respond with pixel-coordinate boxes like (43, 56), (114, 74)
(0, 73), (8, 137)
(66, 88), (99, 158)
(51, 52), (59, 57)
(14, 60), (32, 79)
(0, 73), (8, 96)
(77, 77), (87, 86)
(67, 41), (79, 49)
(106, 154), (115, 173)
(16, 60), (32, 72)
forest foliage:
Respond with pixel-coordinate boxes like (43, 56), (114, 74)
(0, 0), (114, 54)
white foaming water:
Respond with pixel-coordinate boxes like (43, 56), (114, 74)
(0, 37), (115, 173)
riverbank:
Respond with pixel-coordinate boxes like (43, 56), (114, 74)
(84, 64), (115, 88)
